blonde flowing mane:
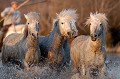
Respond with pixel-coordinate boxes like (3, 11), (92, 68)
(57, 9), (78, 21)
(70, 13), (107, 78)
(25, 12), (40, 21)
(86, 12), (108, 31)
(51, 9), (78, 31)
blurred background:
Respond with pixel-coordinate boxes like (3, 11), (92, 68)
(0, 0), (120, 53)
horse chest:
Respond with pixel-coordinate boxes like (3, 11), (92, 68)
(86, 51), (104, 66)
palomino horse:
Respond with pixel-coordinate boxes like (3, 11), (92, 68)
(2, 12), (41, 69)
(39, 9), (78, 68)
(70, 12), (108, 79)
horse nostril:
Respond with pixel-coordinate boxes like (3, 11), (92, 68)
(91, 34), (97, 38)
(94, 35), (97, 37)
(67, 32), (71, 35)
(90, 34), (97, 41)
(32, 33), (34, 36)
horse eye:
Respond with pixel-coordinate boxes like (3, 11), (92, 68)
(38, 23), (39, 24)
(61, 22), (64, 24)
(89, 24), (91, 26)
(28, 23), (29, 25)
(100, 23), (102, 26)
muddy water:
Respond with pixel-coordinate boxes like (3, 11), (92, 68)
(0, 53), (120, 79)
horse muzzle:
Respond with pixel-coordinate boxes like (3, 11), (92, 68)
(72, 30), (78, 38)
(67, 31), (78, 38)
(90, 34), (97, 41)
(30, 32), (38, 39)
(67, 32), (73, 38)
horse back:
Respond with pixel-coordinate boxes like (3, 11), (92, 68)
(3, 33), (23, 46)
(71, 35), (89, 47)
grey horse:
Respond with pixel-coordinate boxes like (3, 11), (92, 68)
(70, 12), (108, 79)
(2, 12), (41, 69)
(39, 9), (78, 68)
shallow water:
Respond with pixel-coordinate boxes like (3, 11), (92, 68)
(0, 53), (72, 79)
(106, 54), (120, 79)
(0, 64), (71, 79)
(0, 53), (120, 79)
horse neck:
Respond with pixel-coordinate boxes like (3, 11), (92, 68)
(99, 29), (106, 47)
(26, 32), (38, 48)
(49, 24), (64, 53)
(102, 30), (106, 46)
(90, 30), (105, 51)
(23, 25), (28, 38)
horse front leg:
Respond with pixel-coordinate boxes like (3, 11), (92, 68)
(23, 60), (30, 70)
(100, 64), (108, 79)
(78, 64), (87, 79)
(82, 64), (86, 76)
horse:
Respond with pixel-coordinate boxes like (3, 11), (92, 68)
(70, 12), (108, 78)
(2, 12), (41, 69)
(39, 9), (78, 68)
(5, 24), (25, 38)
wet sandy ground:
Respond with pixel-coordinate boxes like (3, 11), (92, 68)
(0, 53), (120, 79)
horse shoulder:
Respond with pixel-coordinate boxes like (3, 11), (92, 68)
(70, 35), (90, 68)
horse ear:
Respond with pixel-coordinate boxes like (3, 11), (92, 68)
(95, 11), (98, 14)
(56, 13), (60, 19)
(103, 13), (106, 17)
(54, 20), (58, 27)
(90, 12), (93, 17)
(56, 13), (58, 16)
(24, 14), (28, 20)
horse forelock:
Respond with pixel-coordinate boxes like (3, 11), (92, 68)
(51, 9), (78, 33)
(26, 12), (40, 22)
(57, 9), (78, 21)
(86, 12), (108, 31)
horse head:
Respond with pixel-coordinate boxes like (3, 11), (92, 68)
(56, 9), (78, 38)
(24, 12), (40, 38)
(86, 12), (108, 41)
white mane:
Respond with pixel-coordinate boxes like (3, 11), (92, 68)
(57, 9), (78, 21)
(86, 12), (108, 31)
(26, 12), (40, 21)
(51, 9), (78, 31)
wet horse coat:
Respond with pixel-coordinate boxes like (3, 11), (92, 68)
(39, 21), (70, 67)
(2, 12), (41, 69)
(39, 9), (78, 68)
(70, 13), (108, 78)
